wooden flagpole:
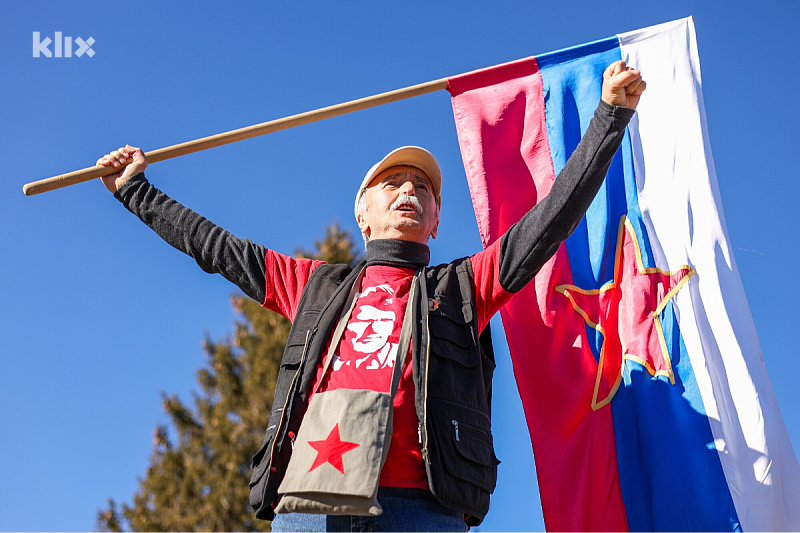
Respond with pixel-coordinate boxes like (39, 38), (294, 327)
(23, 77), (449, 196)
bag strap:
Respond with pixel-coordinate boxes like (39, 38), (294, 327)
(388, 274), (417, 398)
(316, 268), (420, 399)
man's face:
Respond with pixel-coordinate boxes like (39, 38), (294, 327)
(347, 304), (395, 354)
(357, 165), (440, 244)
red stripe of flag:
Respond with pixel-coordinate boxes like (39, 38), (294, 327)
(449, 57), (629, 531)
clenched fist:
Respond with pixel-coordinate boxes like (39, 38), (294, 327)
(601, 60), (646, 110)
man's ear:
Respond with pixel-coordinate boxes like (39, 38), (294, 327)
(430, 210), (440, 240)
(357, 211), (370, 237)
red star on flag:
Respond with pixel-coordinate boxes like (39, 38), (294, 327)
(556, 216), (694, 411)
(307, 423), (360, 474)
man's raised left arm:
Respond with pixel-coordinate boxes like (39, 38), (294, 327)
(496, 60), (645, 293)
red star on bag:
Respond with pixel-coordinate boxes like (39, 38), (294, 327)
(307, 424), (360, 474)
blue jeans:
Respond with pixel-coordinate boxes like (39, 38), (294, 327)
(270, 487), (469, 532)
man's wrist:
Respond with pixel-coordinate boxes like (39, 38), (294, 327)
(597, 99), (636, 126)
(113, 172), (148, 203)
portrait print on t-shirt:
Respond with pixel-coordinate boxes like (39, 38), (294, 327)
(326, 275), (413, 393)
(334, 284), (398, 371)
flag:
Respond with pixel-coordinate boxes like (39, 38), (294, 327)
(449, 17), (800, 531)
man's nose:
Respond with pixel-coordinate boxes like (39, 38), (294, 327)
(399, 180), (416, 195)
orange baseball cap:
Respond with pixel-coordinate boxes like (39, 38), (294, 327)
(354, 146), (442, 218)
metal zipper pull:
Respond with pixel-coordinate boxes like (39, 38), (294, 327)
(288, 431), (296, 450)
(418, 423), (423, 444)
(421, 447), (431, 465)
(452, 420), (460, 441)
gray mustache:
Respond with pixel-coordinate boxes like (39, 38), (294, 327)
(391, 193), (424, 215)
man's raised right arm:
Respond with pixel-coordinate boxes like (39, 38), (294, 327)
(98, 145), (321, 316)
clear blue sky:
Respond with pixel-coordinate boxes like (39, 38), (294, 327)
(2, 1), (798, 531)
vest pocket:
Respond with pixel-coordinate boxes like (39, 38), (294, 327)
(281, 326), (313, 366)
(448, 419), (501, 492)
(425, 400), (499, 517)
(428, 300), (479, 368)
(249, 435), (274, 485)
(248, 434), (275, 510)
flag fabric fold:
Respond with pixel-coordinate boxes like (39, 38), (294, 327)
(450, 17), (800, 531)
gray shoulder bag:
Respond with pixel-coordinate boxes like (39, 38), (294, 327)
(275, 270), (419, 516)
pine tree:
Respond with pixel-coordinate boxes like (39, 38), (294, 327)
(97, 223), (360, 532)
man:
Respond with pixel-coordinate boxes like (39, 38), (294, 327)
(98, 60), (645, 532)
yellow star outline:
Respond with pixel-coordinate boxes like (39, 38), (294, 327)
(555, 215), (695, 411)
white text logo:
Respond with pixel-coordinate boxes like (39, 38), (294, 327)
(33, 32), (95, 58)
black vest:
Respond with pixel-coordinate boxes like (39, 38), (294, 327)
(249, 256), (498, 526)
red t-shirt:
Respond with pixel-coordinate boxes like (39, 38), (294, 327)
(261, 240), (511, 489)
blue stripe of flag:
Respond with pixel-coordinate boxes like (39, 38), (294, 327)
(537, 38), (741, 531)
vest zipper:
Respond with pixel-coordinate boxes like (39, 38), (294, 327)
(421, 314), (432, 466)
(452, 420), (460, 441)
(266, 329), (311, 469)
